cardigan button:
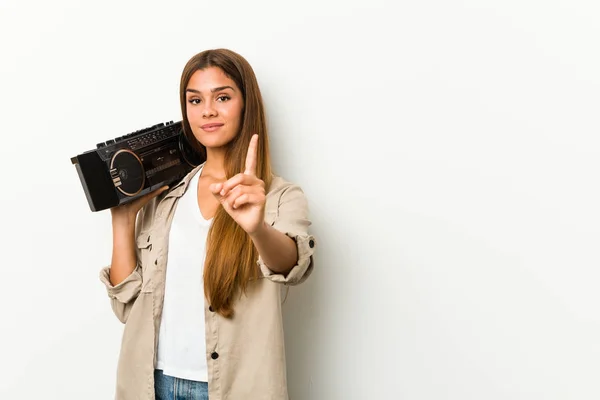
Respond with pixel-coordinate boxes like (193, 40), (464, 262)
(309, 239), (315, 248)
(211, 352), (219, 360)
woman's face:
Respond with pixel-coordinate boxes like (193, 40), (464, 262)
(185, 67), (244, 149)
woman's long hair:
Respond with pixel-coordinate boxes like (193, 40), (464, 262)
(179, 49), (273, 318)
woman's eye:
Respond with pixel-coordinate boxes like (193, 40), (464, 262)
(188, 98), (200, 105)
(217, 95), (230, 102)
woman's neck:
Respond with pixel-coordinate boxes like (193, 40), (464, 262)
(202, 147), (227, 180)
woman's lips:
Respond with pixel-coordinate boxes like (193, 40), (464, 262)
(201, 123), (224, 132)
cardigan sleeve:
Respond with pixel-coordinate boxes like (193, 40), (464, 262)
(98, 206), (149, 324)
(99, 263), (143, 323)
(257, 183), (316, 285)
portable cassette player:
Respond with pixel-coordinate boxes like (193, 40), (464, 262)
(70, 120), (204, 212)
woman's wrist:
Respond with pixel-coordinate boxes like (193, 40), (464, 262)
(248, 220), (269, 240)
(111, 209), (136, 230)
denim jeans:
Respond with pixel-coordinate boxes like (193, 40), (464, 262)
(154, 369), (209, 400)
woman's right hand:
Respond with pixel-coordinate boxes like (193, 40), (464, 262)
(110, 185), (170, 225)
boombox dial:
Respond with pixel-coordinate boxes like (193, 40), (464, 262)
(110, 149), (145, 196)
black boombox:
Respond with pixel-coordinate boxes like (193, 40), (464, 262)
(70, 120), (205, 212)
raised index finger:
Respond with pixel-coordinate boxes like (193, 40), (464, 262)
(244, 134), (259, 176)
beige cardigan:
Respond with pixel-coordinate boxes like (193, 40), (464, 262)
(99, 164), (316, 399)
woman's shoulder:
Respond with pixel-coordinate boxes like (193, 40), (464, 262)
(265, 173), (309, 213)
(267, 173), (305, 197)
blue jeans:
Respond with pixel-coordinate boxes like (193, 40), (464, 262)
(154, 369), (209, 400)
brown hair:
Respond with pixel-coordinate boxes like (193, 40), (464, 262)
(179, 48), (273, 318)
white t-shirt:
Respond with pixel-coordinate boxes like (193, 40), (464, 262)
(156, 165), (211, 382)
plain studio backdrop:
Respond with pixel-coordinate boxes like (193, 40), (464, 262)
(1, 0), (599, 399)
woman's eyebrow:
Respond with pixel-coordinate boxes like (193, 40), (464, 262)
(186, 86), (235, 94)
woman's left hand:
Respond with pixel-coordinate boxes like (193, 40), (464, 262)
(209, 134), (266, 235)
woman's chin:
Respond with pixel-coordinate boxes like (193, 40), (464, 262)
(195, 134), (235, 150)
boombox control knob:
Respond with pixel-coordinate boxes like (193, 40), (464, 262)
(110, 167), (121, 188)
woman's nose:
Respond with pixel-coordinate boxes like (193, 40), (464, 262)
(202, 102), (217, 118)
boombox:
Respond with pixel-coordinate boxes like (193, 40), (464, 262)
(70, 120), (205, 212)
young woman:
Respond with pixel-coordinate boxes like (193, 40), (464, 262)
(100, 48), (316, 400)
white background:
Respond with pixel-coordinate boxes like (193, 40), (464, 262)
(1, 0), (599, 399)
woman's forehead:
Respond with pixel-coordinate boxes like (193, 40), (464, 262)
(187, 67), (237, 91)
